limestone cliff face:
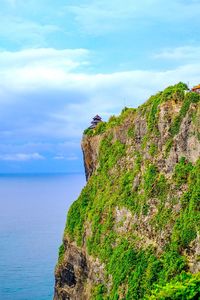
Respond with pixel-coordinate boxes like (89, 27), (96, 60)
(81, 134), (103, 180)
(54, 83), (200, 300)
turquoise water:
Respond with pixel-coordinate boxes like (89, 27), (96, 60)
(0, 174), (85, 300)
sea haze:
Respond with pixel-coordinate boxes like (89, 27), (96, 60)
(0, 174), (85, 300)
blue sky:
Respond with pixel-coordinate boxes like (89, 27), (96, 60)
(1, 0), (200, 173)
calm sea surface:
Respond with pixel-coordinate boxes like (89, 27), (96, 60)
(0, 174), (85, 300)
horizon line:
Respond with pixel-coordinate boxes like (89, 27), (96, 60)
(0, 171), (85, 176)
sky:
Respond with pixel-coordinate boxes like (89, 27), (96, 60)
(1, 0), (200, 174)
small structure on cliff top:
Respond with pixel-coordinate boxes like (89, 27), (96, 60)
(89, 115), (102, 129)
(191, 84), (200, 94)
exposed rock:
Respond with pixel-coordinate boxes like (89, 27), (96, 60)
(54, 239), (106, 300)
(81, 134), (103, 180)
(54, 241), (88, 300)
(185, 233), (200, 274)
(114, 207), (133, 233)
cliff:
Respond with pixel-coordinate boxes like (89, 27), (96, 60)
(54, 83), (200, 300)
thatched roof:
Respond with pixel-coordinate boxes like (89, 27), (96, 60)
(192, 84), (200, 91)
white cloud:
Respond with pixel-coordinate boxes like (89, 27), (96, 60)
(0, 15), (60, 47)
(0, 48), (89, 68)
(154, 46), (200, 61)
(1, 47), (200, 133)
(1, 47), (200, 171)
(0, 152), (45, 161)
(0, 48), (90, 92)
(54, 155), (65, 160)
(53, 155), (78, 161)
(66, 0), (200, 35)
(67, 0), (153, 35)
(1, 46), (198, 101)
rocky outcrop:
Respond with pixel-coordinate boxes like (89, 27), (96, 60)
(54, 241), (88, 300)
(81, 134), (103, 180)
(54, 239), (106, 300)
(82, 100), (200, 179)
(54, 83), (200, 300)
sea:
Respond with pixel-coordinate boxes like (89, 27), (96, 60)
(0, 173), (85, 300)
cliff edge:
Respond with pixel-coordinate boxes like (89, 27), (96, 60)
(54, 83), (200, 300)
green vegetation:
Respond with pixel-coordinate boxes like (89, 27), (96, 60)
(59, 83), (200, 299)
(143, 164), (158, 197)
(58, 243), (65, 263)
(65, 146), (199, 299)
(84, 121), (107, 136)
(146, 82), (188, 135)
(161, 82), (188, 102)
(170, 92), (200, 137)
(127, 125), (135, 138)
(172, 159), (200, 248)
(149, 143), (157, 156)
(147, 92), (162, 133)
(137, 82), (194, 156)
(84, 107), (136, 137)
(164, 138), (173, 157)
(148, 272), (200, 300)
(173, 157), (193, 186)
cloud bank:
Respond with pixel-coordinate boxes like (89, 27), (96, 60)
(0, 152), (44, 161)
(0, 46), (200, 172)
